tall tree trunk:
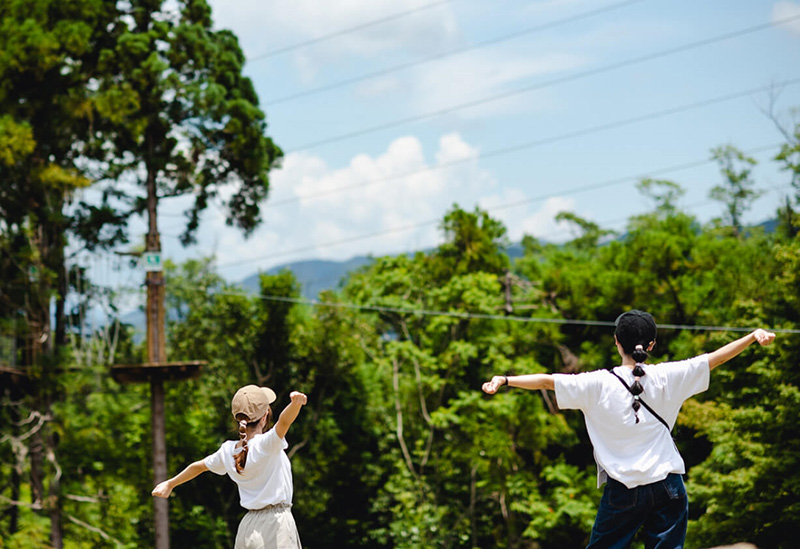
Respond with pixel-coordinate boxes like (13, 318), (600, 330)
(47, 427), (63, 549)
(27, 201), (66, 548)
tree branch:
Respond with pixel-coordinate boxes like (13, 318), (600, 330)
(392, 356), (417, 479)
(64, 494), (105, 504)
(400, 320), (436, 469)
(66, 513), (124, 546)
(0, 494), (42, 510)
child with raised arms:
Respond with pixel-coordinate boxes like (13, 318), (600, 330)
(153, 385), (307, 549)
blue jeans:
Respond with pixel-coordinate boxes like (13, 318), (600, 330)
(587, 473), (688, 549)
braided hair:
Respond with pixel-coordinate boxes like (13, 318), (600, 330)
(615, 310), (657, 424)
(233, 408), (272, 474)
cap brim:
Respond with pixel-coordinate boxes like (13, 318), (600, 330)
(260, 387), (277, 404)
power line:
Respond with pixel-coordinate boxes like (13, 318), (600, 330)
(266, 79), (800, 208)
(263, 0), (649, 106)
(119, 276), (800, 334)
(99, 179), (800, 306)
(216, 142), (786, 271)
(201, 291), (800, 334)
(286, 13), (800, 152)
(247, 0), (458, 62)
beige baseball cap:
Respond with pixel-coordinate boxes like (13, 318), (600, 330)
(231, 385), (277, 422)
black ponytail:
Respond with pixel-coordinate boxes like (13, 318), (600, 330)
(614, 310), (658, 424)
(632, 343), (649, 364)
(628, 344), (648, 423)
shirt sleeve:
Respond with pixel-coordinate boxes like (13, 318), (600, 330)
(250, 428), (288, 457)
(553, 371), (602, 411)
(203, 445), (227, 475)
(658, 354), (710, 402)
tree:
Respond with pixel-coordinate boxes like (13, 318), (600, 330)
(774, 120), (800, 237)
(0, 1), (282, 545)
(555, 211), (616, 250)
(709, 145), (763, 235)
(636, 178), (686, 217)
(91, 0), (282, 245)
(434, 205), (510, 278)
(0, 2), (125, 544)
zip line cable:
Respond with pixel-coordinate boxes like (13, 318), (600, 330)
(82, 179), (800, 339)
(266, 79), (800, 208)
(286, 13), (800, 152)
(116, 278), (800, 335)
(181, 290), (800, 335)
(216, 144), (787, 271)
(263, 0), (649, 106)
(247, 0), (458, 62)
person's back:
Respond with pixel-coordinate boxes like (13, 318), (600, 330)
(205, 428), (294, 510)
(481, 309), (775, 548)
(153, 385), (307, 549)
(556, 355), (709, 489)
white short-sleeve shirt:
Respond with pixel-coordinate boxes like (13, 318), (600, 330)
(204, 428), (294, 509)
(553, 354), (710, 489)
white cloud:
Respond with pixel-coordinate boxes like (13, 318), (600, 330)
(91, 133), (600, 284)
(408, 49), (586, 119)
(519, 196), (577, 242)
(161, 132), (492, 280)
(140, 131), (599, 281)
(773, 1), (800, 34)
(478, 191), (577, 244)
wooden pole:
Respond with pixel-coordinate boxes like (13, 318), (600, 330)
(110, 176), (204, 549)
(109, 165), (204, 548)
(151, 377), (168, 549)
(146, 166), (169, 549)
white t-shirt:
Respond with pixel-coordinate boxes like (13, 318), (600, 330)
(553, 354), (710, 489)
(204, 428), (294, 510)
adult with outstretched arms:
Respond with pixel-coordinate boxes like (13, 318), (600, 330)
(482, 310), (775, 549)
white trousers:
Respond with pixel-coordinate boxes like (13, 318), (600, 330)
(235, 507), (302, 549)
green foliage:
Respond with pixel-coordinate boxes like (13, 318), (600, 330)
(2, 14), (799, 543)
(4, 188), (800, 547)
(709, 145), (763, 235)
(90, 0), (283, 245)
(434, 205), (510, 278)
(0, 1), (281, 546)
(636, 178), (686, 216)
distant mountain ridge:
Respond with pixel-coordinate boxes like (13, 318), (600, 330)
(124, 247), (523, 333)
(239, 242), (525, 298)
(239, 256), (375, 298)
(123, 217), (778, 330)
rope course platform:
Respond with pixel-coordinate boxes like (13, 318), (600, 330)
(111, 360), (205, 384)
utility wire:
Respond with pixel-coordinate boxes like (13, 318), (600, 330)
(216, 142), (786, 271)
(264, 0), (649, 105)
(247, 0), (457, 62)
(267, 79), (800, 208)
(286, 13), (800, 152)
(198, 290), (800, 334)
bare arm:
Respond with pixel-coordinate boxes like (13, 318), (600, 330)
(482, 373), (555, 394)
(151, 459), (208, 498)
(708, 328), (775, 370)
(275, 391), (308, 439)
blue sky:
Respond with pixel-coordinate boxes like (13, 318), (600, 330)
(132, 0), (800, 282)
